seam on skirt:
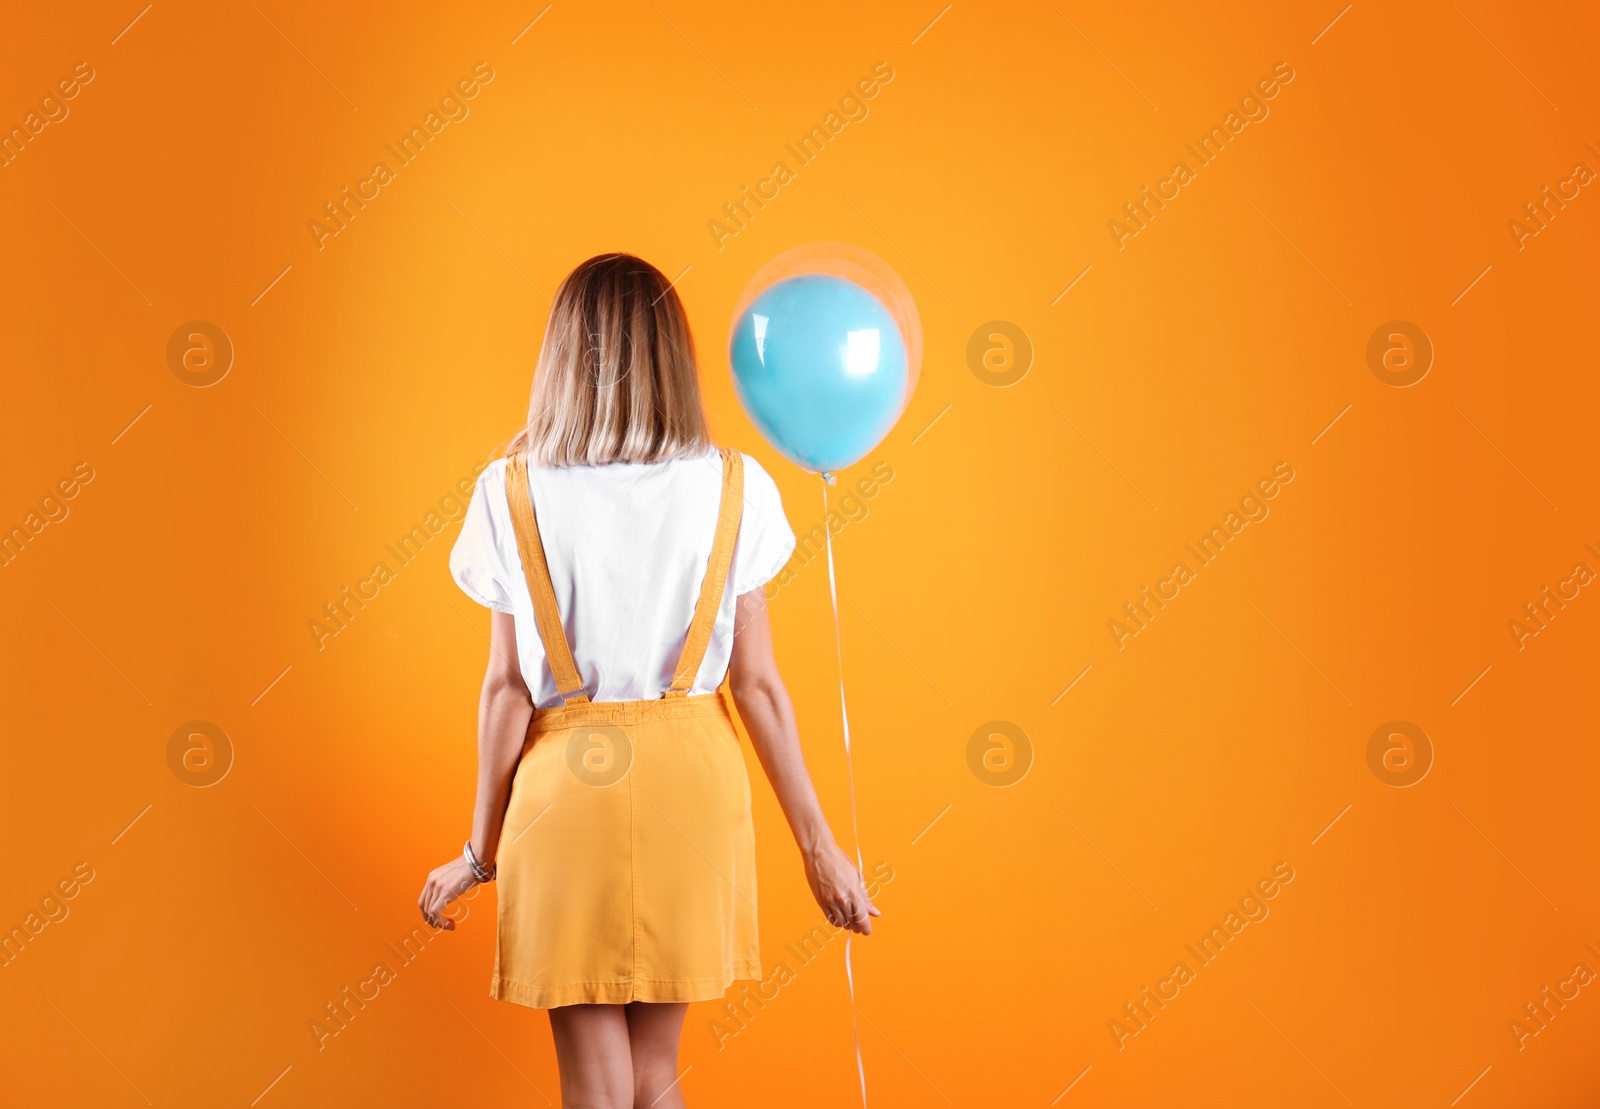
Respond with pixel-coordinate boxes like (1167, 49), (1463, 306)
(490, 963), (762, 1010)
(629, 731), (642, 995)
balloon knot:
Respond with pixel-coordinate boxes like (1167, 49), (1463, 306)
(821, 471), (837, 486)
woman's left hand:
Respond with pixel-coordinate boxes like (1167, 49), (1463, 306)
(418, 855), (478, 930)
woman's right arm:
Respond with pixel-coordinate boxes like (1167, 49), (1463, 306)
(728, 588), (878, 935)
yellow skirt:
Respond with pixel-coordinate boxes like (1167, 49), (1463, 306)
(492, 693), (760, 1008)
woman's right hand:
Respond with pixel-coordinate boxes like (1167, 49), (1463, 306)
(728, 591), (881, 936)
(803, 841), (880, 935)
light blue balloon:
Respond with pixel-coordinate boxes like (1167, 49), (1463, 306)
(730, 275), (909, 473)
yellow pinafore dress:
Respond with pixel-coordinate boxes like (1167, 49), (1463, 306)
(491, 449), (761, 1008)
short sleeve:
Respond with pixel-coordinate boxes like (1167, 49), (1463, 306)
(450, 461), (516, 613)
(730, 453), (796, 596)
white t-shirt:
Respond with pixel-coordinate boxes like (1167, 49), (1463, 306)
(450, 449), (796, 708)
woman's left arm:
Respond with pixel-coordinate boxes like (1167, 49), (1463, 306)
(418, 610), (534, 929)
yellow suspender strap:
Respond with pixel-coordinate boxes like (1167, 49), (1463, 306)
(666, 448), (744, 697)
(504, 453), (589, 705)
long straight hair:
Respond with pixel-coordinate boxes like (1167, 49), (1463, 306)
(509, 254), (712, 466)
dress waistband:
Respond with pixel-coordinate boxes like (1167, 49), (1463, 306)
(526, 691), (732, 734)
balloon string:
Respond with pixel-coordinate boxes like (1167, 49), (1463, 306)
(822, 476), (867, 1109)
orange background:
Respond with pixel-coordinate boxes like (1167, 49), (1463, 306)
(3, 1), (1599, 1106)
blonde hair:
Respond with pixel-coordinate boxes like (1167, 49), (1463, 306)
(509, 253), (712, 467)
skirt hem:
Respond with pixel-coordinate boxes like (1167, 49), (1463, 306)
(490, 961), (763, 1010)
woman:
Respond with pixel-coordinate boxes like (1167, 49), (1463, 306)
(417, 253), (878, 1109)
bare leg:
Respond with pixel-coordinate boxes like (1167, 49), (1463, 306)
(624, 1002), (688, 1109)
(549, 1004), (633, 1109)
